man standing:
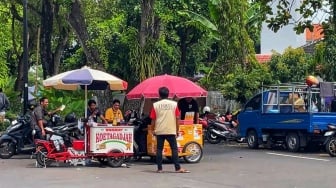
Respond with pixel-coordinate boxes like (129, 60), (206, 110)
(150, 87), (190, 173)
(178, 97), (199, 124)
(0, 88), (10, 121)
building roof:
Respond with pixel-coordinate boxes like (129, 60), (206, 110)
(256, 54), (272, 63)
(305, 24), (324, 42)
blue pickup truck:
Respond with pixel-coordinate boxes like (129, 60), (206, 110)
(238, 83), (336, 152)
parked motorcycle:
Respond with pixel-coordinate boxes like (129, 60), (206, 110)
(205, 119), (244, 144)
(35, 125), (84, 167)
(0, 110), (79, 159)
(324, 124), (336, 157)
(0, 114), (34, 159)
(45, 113), (82, 140)
(128, 113), (151, 161)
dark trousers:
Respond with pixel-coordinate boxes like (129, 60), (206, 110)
(156, 135), (181, 171)
(34, 126), (45, 140)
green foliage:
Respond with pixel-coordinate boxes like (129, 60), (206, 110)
(0, 3), (11, 80)
(219, 64), (272, 103)
(262, 0), (326, 33)
(323, 31), (336, 81)
(268, 47), (314, 83)
(0, 120), (10, 132)
(37, 86), (86, 119)
(2, 77), (21, 119)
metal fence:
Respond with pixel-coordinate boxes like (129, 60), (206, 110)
(205, 91), (241, 114)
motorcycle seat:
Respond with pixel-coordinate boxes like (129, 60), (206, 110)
(327, 124), (336, 130)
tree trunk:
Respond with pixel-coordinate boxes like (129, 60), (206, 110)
(40, 0), (54, 79)
(140, 0), (155, 47)
(53, 3), (70, 74)
(68, 0), (102, 68)
(178, 28), (188, 76)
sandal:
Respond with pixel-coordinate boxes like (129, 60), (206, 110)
(176, 169), (190, 173)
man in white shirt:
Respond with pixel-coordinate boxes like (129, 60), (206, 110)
(150, 87), (190, 173)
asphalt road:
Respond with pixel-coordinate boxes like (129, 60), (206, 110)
(0, 142), (335, 188)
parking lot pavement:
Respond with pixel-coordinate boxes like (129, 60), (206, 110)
(1, 143), (336, 188)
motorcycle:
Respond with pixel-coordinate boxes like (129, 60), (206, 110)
(0, 114), (34, 159)
(205, 119), (244, 144)
(324, 124), (336, 157)
(199, 112), (225, 141)
(35, 124), (85, 167)
(0, 109), (79, 159)
(125, 110), (151, 161)
(45, 113), (82, 140)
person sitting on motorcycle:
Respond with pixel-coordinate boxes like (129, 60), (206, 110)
(87, 99), (107, 124)
(31, 97), (62, 139)
(105, 99), (124, 125)
(224, 111), (238, 128)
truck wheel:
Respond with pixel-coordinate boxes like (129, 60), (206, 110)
(286, 133), (300, 152)
(247, 130), (259, 149)
(325, 137), (336, 157)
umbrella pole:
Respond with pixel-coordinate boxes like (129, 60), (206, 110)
(85, 85), (88, 118)
(84, 84), (88, 154)
(140, 98), (145, 116)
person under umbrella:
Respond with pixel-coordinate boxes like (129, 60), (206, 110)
(87, 99), (107, 124)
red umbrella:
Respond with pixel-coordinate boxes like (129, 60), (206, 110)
(126, 74), (207, 99)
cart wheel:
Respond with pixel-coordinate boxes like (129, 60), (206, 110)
(97, 157), (108, 165)
(182, 142), (203, 163)
(107, 149), (124, 168)
(36, 145), (53, 167)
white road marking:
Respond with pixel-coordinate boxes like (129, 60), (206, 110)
(266, 152), (330, 162)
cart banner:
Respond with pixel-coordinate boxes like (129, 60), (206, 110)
(89, 126), (134, 154)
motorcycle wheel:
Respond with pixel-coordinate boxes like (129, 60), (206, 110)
(326, 137), (336, 157)
(36, 145), (53, 167)
(107, 149), (124, 168)
(0, 140), (15, 159)
(183, 142), (203, 163)
(206, 127), (222, 144)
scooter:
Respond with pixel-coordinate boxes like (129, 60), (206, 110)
(0, 114), (34, 159)
(205, 119), (244, 144)
(324, 123), (336, 157)
(129, 115), (151, 161)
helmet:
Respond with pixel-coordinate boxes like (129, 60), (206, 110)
(64, 113), (77, 123)
(203, 106), (211, 113)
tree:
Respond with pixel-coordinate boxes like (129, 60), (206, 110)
(268, 47), (314, 83)
(199, 0), (271, 103)
(258, 0), (336, 81)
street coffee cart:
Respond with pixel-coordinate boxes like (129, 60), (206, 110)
(35, 122), (134, 167)
(126, 74), (207, 163)
(146, 120), (203, 163)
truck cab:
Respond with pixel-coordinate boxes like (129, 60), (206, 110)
(238, 83), (336, 152)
